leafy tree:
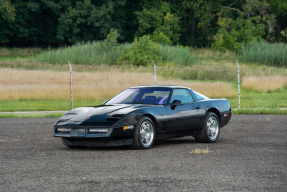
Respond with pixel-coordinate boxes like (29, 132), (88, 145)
(0, 0), (62, 46)
(134, 1), (180, 44)
(57, 0), (125, 44)
(0, 0), (15, 20)
(111, 0), (142, 42)
(0, 0), (285, 48)
(212, 0), (271, 51)
(269, 0), (287, 41)
(169, 0), (224, 47)
(0, 0), (15, 43)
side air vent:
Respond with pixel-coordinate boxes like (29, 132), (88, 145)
(106, 114), (125, 122)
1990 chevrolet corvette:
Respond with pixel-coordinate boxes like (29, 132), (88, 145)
(53, 85), (231, 149)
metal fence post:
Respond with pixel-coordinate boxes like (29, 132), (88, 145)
(152, 59), (156, 85)
(68, 61), (73, 110)
(237, 60), (240, 109)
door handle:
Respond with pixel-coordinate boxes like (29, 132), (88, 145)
(195, 106), (200, 109)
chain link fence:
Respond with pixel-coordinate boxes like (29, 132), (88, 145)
(0, 61), (286, 112)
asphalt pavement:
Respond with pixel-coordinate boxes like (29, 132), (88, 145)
(0, 115), (286, 192)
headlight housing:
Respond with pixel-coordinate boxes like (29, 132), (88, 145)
(56, 128), (71, 132)
(88, 128), (109, 133)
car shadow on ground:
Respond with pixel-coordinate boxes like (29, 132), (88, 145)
(153, 137), (197, 147)
(56, 137), (198, 151)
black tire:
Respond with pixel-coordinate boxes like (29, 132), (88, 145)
(194, 112), (220, 143)
(131, 116), (155, 149)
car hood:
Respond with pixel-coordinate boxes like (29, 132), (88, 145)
(56, 104), (154, 124)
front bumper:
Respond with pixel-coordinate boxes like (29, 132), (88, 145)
(53, 126), (134, 141)
(54, 126), (135, 147)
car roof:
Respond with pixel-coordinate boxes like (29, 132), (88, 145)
(129, 85), (190, 89)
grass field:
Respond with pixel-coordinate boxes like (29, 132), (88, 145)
(1, 46), (286, 113)
(242, 76), (287, 92)
(0, 66), (286, 111)
(1, 107), (286, 118)
(0, 68), (238, 111)
(0, 100), (104, 112)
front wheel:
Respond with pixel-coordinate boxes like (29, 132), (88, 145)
(195, 112), (220, 143)
(131, 116), (155, 149)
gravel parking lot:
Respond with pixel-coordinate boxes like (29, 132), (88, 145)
(1, 115), (286, 192)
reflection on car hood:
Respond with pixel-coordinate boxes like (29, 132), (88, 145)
(58, 104), (154, 122)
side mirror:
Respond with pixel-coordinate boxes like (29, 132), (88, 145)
(103, 100), (109, 105)
(171, 100), (183, 110)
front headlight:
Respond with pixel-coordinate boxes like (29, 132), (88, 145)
(56, 128), (71, 132)
(88, 128), (109, 133)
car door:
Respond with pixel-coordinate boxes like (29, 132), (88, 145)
(166, 89), (202, 133)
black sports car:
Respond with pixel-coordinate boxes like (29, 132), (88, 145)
(53, 85), (231, 149)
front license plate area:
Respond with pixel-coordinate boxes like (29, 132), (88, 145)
(70, 129), (86, 137)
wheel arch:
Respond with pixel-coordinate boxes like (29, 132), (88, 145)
(206, 108), (221, 124)
(141, 113), (157, 130)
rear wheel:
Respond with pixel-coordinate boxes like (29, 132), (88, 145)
(131, 116), (155, 149)
(195, 112), (220, 143)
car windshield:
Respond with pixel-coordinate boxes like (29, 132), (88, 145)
(106, 88), (171, 105)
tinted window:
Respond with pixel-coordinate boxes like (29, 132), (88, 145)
(170, 89), (194, 104)
(190, 90), (209, 101)
(106, 88), (171, 105)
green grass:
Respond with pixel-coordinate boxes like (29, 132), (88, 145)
(156, 45), (198, 66)
(1, 45), (287, 115)
(0, 94), (287, 114)
(35, 42), (130, 65)
(232, 108), (287, 115)
(242, 41), (287, 67)
(35, 42), (204, 67)
(0, 112), (65, 118)
(1, 108), (286, 118)
(0, 99), (105, 112)
(228, 87), (287, 108)
(0, 56), (21, 61)
(158, 66), (238, 81)
(0, 47), (44, 57)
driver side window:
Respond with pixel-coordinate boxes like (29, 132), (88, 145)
(170, 89), (194, 104)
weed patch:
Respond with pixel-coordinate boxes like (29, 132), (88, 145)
(190, 144), (209, 154)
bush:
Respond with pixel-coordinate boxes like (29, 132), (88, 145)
(36, 35), (197, 67)
(212, 17), (265, 52)
(151, 31), (173, 45)
(99, 29), (120, 52)
(121, 35), (160, 66)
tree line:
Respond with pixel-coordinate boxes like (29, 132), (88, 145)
(0, 0), (286, 50)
